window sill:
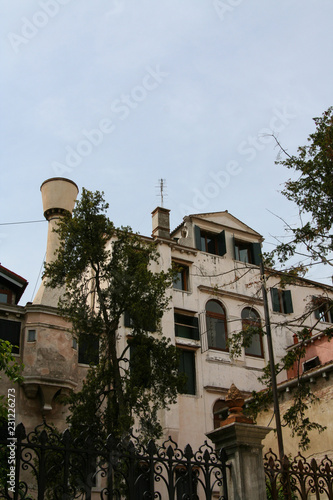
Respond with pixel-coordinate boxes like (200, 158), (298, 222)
(176, 337), (200, 348)
(234, 259), (259, 267)
(173, 288), (192, 294)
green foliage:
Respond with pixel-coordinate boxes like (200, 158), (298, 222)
(0, 339), (24, 420)
(227, 325), (263, 359)
(0, 339), (24, 486)
(44, 188), (183, 442)
(266, 480), (297, 500)
(229, 328), (326, 451)
(272, 106), (333, 275)
(282, 379), (326, 451)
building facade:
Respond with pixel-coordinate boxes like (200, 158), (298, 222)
(1, 177), (332, 461)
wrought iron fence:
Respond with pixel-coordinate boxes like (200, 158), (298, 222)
(0, 422), (230, 499)
(264, 449), (333, 500)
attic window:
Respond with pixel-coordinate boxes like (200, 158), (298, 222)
(0, 290), (11, 304)
(194, 226), (226, 256)
(303, 356), (320, 373)
(234, 240), (261, 265)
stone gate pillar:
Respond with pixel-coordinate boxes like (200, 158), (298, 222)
(207, 384), (271, 500)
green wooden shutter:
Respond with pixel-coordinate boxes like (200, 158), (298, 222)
(251, 242), (262, 266)
(283, 290), (293, 314)
(232, 235), (238, 260)
(270, 288), (280, 312)
(217, 230), (227, 256)
(124, 310), (132, 327)
(179, 350), (196, 395)
(194, 225), (202, 250)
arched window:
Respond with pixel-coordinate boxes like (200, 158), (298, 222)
(241, 307), (263, 357)
(213, 399), (229, 429)
(206, 300), (228, 350)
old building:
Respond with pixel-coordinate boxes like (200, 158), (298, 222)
(1, 177), (333, 461)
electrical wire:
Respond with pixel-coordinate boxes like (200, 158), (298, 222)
(0, 220), (46, 226)
(31, 253), (46, 302)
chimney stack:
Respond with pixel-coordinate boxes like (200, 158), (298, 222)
(151, 206), (170, 239)
(33, 177), (78, 306)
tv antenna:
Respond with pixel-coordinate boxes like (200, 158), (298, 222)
(156, 179), (167, 207)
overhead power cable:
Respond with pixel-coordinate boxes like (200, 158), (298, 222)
(0, 220), (46, 226)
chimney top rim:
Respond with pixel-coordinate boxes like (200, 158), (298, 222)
(40, 177), (79, 193)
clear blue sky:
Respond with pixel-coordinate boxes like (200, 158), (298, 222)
(1, 1), (333, 302)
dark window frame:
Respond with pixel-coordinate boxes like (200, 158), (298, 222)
(200, 231), (218, 255)
(241, 307), (264, 358)
(0, 289), (12, 304)
(174, 312), (199, 340)
(78, 333), (99, 365)
(206, 300), (228, 352)
(194, 226), (226, 257)
(0, 318), (21, 354)
(303, 356), (320, 373)
(271, 288), (293, 314)
(27, 329), (36, 342)
(178, 348), (196, 395)
(173, 263), (190, 291)
(213, 399), (229, 429)
(314, 301), (333, 323)
(234, 240), (261, 265)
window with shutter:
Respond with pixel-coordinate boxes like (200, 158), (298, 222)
(270, 288), (293, 314)
(314, 300), (333, 323)
(194, 226), (226, 256)
(234, 240), (261, 265)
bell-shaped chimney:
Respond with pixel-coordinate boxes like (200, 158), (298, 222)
(33, 177), (78, 306)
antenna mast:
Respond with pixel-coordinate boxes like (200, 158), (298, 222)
(157, 179), (167, 207)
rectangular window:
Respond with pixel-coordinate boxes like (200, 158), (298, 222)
(174, 313), (199, 340)
(0, 318), (21, 354)
(173, 263), (189, 291)
(314, 302), (333, 323)
(194, 226), (226, 256)
(0, 291), (10, 304)
(27, 329), (36, 342)
(78, 333), (99, 365)
(234, 240), (261, 265)
(303, 356), (320, 373)
(178, 349), (196, 395)
(271, 288), (293, 314)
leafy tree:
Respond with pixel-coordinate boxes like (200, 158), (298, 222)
(228, 108), (333, 452)
(0, 339), (24, 421)
(43, 188), (184, 443)
(270, 106), (333, 276)
(0, 339), (24, 487)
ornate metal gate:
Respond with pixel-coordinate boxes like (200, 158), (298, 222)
(0, 422), (230, 499)
(264, 449), (333, 499)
